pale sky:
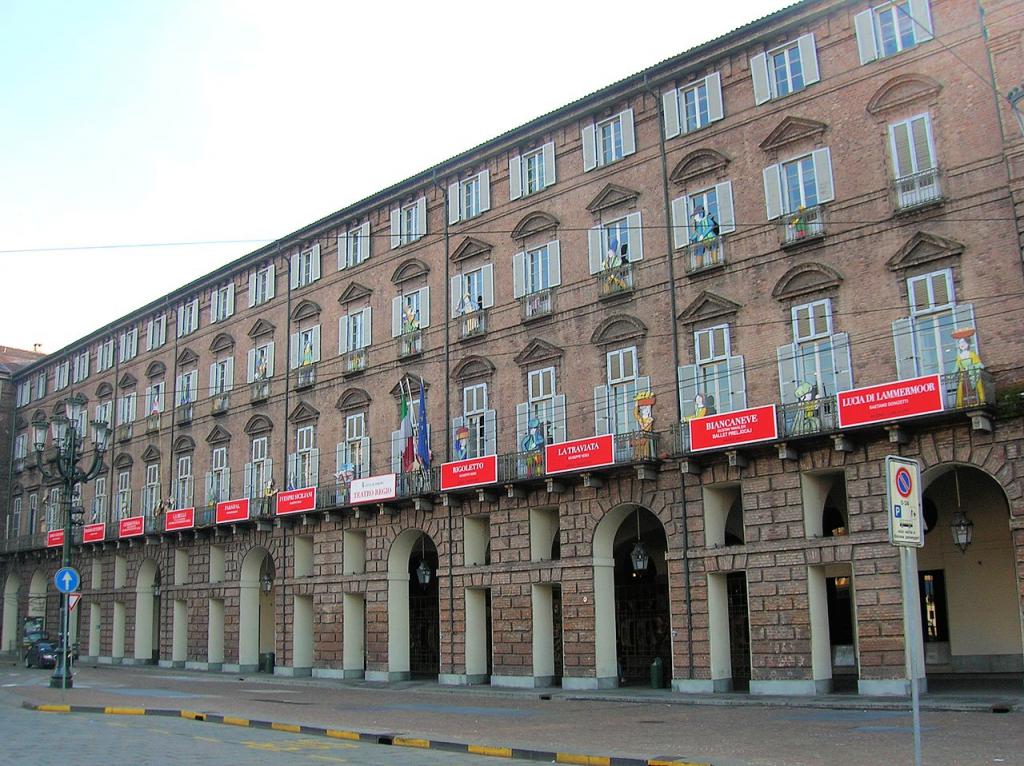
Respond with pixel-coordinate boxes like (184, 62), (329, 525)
(0, 0), (794, 354)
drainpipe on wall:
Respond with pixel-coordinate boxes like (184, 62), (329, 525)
(437, 170), (456, 678)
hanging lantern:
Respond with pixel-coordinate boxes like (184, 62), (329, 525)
(949, 469), (973, 554)
(415, 534), (432, 587)
(630, 541), (649, 572)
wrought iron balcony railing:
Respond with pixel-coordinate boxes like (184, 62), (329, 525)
(596, 263), (634, 299)
(459, 310), (488, 340)
(521, 288), (554, 321)
(342, 348), (368, 375)
(211, 393), (230, 416)
(892, 168), (942, 211)
(779, 205), (826, 247)
(175, 403), (193, 426)
(398, 329), (423, 359)
(681, 237), (726, 275)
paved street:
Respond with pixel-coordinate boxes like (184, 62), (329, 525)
(2, 662), (1023, 765)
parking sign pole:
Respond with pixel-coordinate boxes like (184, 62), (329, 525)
(900, 545), (923, 766)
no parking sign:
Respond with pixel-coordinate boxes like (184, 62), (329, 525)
(886, 456), (924, 547)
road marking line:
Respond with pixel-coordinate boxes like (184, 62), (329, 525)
(393, 737), (431, 749)
(325, 730), (360, 740)
(271, 722), (302, 733)
(193, 736), (220, 743)
(37, 704), (71, 713)
(180, 710), (206, 721)
(468, 744), (513, 757)
(104, 706), (145, 715)
(556, 755), (611, 766)
(224, 716), (251, 727)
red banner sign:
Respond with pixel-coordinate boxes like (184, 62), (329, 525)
(350, 473), (397, 504)
(689, 404), (779, 452)
(82, 523), (105, 543)
(164, 508), (195, 531)
(216, 498), (250, 524)
(46, 529), (64, 548)
(837, 374), (944, 428)
(118, 516), (144, 538)
(440, 455), (498, 491)
(545, 434), (614, 475)
(277, 487), (317, 515)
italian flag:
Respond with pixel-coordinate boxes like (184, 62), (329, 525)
(399, 391), (415, 472)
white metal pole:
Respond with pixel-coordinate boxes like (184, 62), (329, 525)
(900, 545), (923, 766)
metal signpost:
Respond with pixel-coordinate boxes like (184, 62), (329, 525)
(53, 567), (81, 691)
(885, 456), (925, 766)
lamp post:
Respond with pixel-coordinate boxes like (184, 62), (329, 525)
(32, 393), (111, 689)
(1008, 85), (1024, 140)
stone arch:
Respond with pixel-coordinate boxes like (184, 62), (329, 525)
(391, 258), (430, 285)
(209, 332), (235, 354)
(145, 361), (166, 379)
(386, 528), (440, 679)
(134, 558), (160, 663)
(771, 262), (843, 301)
(244, 414), (274, 436)
(2, 572), (21, 653)
(238, 546), (276, 670)
(291, 299), (321, 322)
(866, 73), (942, 116)
(590, 315), (647, 346)
(452, 356), (495, 383)
(28, 569), (47, 620)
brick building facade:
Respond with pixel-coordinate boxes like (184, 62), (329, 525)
(2, 0), (1023, 696)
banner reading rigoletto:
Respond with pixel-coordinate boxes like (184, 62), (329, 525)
(440, 455), (498, 491)
(836, 374), (944, 429)
(688, 404), (778, 452)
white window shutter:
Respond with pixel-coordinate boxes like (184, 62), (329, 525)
(337, 232), (349, 270)
(210, 289), (219, 324)
(243, 463), (253, 500)
(481, 263), (494, 309)
(812, 147), (834, 203)
(224, 358), (233, 392)
(798, 34), (820, 86)
(512, 252), (525, 299)
(267, 343), (275, 377)
(831, 333), (854, 393)
(266, 264), (275, 301)
(483, 409), (496, 456)
(671, 196), (689, 250)
(358, 436), (370, 477)
(226, 283), (235, 317)
(358, 221), (370, 263)
(290, 332), (300, 369)
(144, 385), (153, 411)
(311, 244), (321, 281)
(620, 108), (636, 157)
(726, 355), (747, 412)
(515, 402), (529, 446)
(287, 453), (297, 488)
(265, 457), (274, 488)
(551, 394), (566, 444)
(450, 274), (464, 319)
(593, 386), (610, 436)
(626, 211), (643, 262)
(716, 182), (736, 234)
(479, 169), (490, 213)
(448, 182), (461, 225)
(391, 296), (402, 338)
(587, 226), (603, 274)
(582, 123), (597, 172)
(542, 142), (556, 187)
(909, 0), (933, 41)
(209, 363), (217, 393)
(362, 307), (372, 347)
(390, 209), (401, 249)
(751, 52), (771, 105)
(763, 164), (784, 220)
(130, 332), (137, 357)
(247, 349), (256, 383)
(892, 318), (918, 379)
(662, 89), (681, 139)
(451, 416), (465, 454)
(706, 72), (724, 123)
(548, 240), (561, 287)
(419, 286), (430, 328)
(336, 442), (345, 476)
(677, 365), (698, 420)
(776, 344), (799, 403)
(290, 254), (300, 289)
(176, 305), (185, 336)
(339, 315), (350, 354)
(129, 393), (137, 421)
(189, 371), (198, 401)
(854, 9), (878, 64)
(415, 197), (427, 237)
(508, 155), (523, 201)
(311, 325), (321, 363)
(390, 430), (401, 473)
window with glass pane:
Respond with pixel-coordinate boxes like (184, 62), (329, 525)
(607, 348), (638, 434)
(402, 204), (419, 244)
(176, 456), (192, 508)
(345, 414), (366, 478)
(251, 437), (269, 496)
(297, 426), (316, 487)
(792, 300), (832, 342)
(255, 266), (273, 304)
(461, 177), (480, 219)
(694, 326), (731, 413)
(117, 471), (131, 518)
(770, 43), (804, 97)
(526, 245), (550, 294)
(783, 156), (818, 212)
(463, 384), (487, 458)
(876, 1), (917, 56)
(602, 218), (631, 269)
(212, 359), (231, 395)
(681, 79), (710, 132)
(348, 311), (366, 350)
(891, 114), (934, 179)
(345, 230), (363, 268)
(144, 463), (160, 515)
(92, 477), (106, 522)
(528, 368), (556, 439)
(524, 148), (546, 195)
(10, 497), (21, 537)
(402, 292), (421, 330)
(598, 116), (623, 165)
(907, 270), (957, 375)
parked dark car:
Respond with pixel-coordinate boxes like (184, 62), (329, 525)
(21, 630), (49, 654)
(25, 640), (57, 669)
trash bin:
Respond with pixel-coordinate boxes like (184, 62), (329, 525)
(258, 652), (275, 673)
(650, 656), (664, 689)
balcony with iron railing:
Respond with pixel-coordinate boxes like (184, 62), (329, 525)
(12, 457), (25, 474)
(498, 450), (546, 483)
(596, 263), (634, 299)
(681, 237), (726, 275)
(459, 310), (488, 341)
(779, 205), (826, 248)
(342, 348), (368, 376)
(398, 329), (423, 359)
(115, 423), (133, 443)
(521, 288), (554, 321)
(892, 168), (943, 212)
(293, 364), (317, 390)
(250, 379), (271, 404)
(145, 413), (161, 435)
(211, 393), (230, 416)
(175, 403), (193, 426)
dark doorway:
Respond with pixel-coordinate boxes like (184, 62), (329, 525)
(826, 574), (857, 689)
(726, 572), (751, 691)
(408, 536), (439, 677)
(552, 585), (563, 682)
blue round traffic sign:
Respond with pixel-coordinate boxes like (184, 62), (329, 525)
(895, 467), (913, 498)
(54, 567), (80, 594)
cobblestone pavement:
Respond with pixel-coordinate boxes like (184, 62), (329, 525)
(3, 662), (1023, 766)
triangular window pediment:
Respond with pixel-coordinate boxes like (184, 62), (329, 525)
(451, 237), (493, 263)
(759, 116), (828, 152)
(15, 415), (27, 430)
(244, 414), (273, 435)
(118, 372), (137, 390)
(336, 388), (371, 412)
(338, 282), (373, 305)
(291, 299), (321, 322)
(209, 333), (235, 354)
(513, 338), (564, 366)
(678, 291), (741, 323)
(511, 212), (560, 241)
(140, 445), (161, 463)
(248, 319), (276, 339)
(590, 315), (647, 345)
(772, 262), (843, 300)
(887, 231), (964, 271)
(145, 361), (165, 379)
(205, 424), (232, 445)
(669, 149), (730, 186)
(389, 374), (430, 400)
(288, 401), (320, 423)
(176, 347), (198, 367)
(391, 258), (430, 285)
(867, 74), (942, 115)
(586, 183), (640, 214)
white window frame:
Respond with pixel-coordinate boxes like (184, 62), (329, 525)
(210, 446), (229, 503)
(792, 300), (833, 343)
(16, 381), (30, 407)
(663, 72), (724, 139)
(72, 350), (90, 383)
(291, 244), (322, 289)
(116, 470), (132, 518)
(143, 463), (161, 516)
(343, 413), (368, 479)
(119, 327), (138, 363)
(249, 263), (276, 307)
(606, 347), (639, 434)
(54, 361), (70, 391)
(97, 338), (115, 371)
(856, 0), (933, 64)
(146, 315), (167, 351)
(175, 454), (193, 509)
(587, 213), (644, 275)
(176, 369), (198, 406)
(908, 269), (954, 317)
(338, 222), (371, 270)
(448, 170), (491, 224)
(34, 371), (46, 400)
(462, 383), (488, 459)
(889, 113), (937, 179)
(509, 142), (556, 200)
(391, 197), (427, 248)
(582, 109), (635, 172)
(91, 476), (107, 523)
(247, 341), (275, 383)
(210, 283), (235, 323)
(751, 34), (819, 105)
(177, 299), (199, 338)
(210, 357), (234, 396)
(339, 308), (372, 353)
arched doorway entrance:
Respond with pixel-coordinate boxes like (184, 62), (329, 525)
(919, 464), (1022, 677)
(2, 574), (21, 652)
(27, 570), (47, 628)
(387, 529), (439, 680)
(239, 547), (276, 672)
(134, 559), (160, 663)
(593, 504), (671, 688)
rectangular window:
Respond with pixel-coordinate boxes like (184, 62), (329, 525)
(338, 222), (370, 270)
(908, 270), (953, 315)
(682, 325), (749, 417)
(143, 463), (161, 516)
(119, 327), (138, 363)
(448, 171), (490, 224)
(96, 338), (115, 371)
(116, 470), (131, 519)
(146, 315), (167, 351)
(117, 392), (137, 424)
(463, 383), (488, 459)
(73, 350), (90, 383)
(856, 1), (933, 64)
(339, 308), (372, 354)
(210, 447), (229, 503)
(16, 381), (30, 407)
(778, 299), (853, 406)
(291, 244), (321, 289)
(176, 370), (198, 406)
(177, 299), (199, 338)
(210, 357), (234, 396)
(249, 263), (275, 307)
(14, 433), (27, 460)
(46, 488), (62, 531)
(450, 265), (494, 319)
(27, 494), (39, 534)
(582, 109), (635, 171)
(95, 400), (113, 428)
(247, 341), (275, 382)
(294, 425), (318, 489)
(34, 371), (46, 400)
(54, 361), (70, 391)
(792, 300), (832, 342)
(91, 477), (107, 523)
(526, 246), (551, 294)
(528, 367), (556, 435)
(210, 283), (235, 323)
(509, 142), (556, 200)
(606, 347), (638, 434)
(771, 43), (804, 98)
(10, 497), (22, 537)
(598, 116), (623, 165)
(344, 413), (368, 479)
(890, 114), (935, 178)
(664, 72), (726, 141)
(896, 269), (969, 379)
(175, 455), (193, 509)
(391, 288), (431, 339)
(391, 197), (427, 248)
(783, 155), (819, 212)
(145, 381), (165, 415)
(751, 34), (819, 105)
(249, 436), (270, 499)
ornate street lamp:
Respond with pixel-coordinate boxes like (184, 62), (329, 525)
(1008, 85), (1024, 140)
(415, 534), (432, 588)
(33, 393), (111, 688)
(630, 509), (649, 573)
(949, 470), (973, 554)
